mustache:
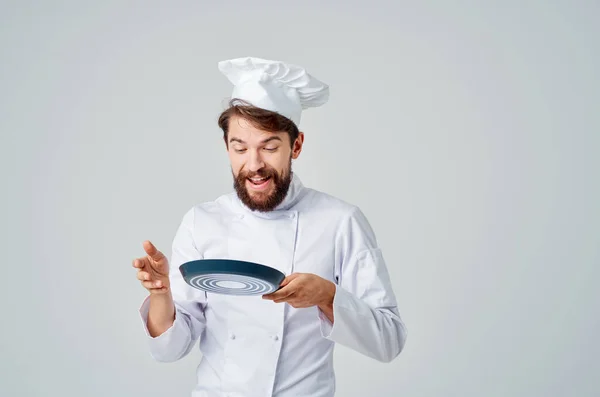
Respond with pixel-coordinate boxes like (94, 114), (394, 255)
(239, 168), (277, 179)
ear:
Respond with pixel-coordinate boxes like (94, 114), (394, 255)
(291, 132), (304, 159)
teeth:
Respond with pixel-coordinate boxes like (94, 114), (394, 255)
(250, 177), (266, 181)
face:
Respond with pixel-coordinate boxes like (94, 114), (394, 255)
(226, 116), (304, 212)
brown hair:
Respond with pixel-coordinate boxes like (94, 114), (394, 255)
(217, 99), (300, 147)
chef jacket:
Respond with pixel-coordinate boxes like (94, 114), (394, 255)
(138, 173), (407, 397)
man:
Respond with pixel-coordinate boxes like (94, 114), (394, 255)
(132, 57), (407, 397)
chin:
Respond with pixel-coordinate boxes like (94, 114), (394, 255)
(248, 190), (274, 202)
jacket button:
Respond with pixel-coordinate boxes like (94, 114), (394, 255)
(230, 334), (236, 340)
(273, 335), (279, 341)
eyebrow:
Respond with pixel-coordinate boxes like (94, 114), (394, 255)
(229, 136), (283, 145)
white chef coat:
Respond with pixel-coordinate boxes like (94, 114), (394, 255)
(138, 173), (407, 397)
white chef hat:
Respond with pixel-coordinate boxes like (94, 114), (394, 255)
(218, 56), (329, 126)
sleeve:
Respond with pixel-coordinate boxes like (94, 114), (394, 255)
(318, 206), (407, 363)
(138, 207), (208, 362)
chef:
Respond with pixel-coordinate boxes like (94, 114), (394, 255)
(132, 57), (407, 397)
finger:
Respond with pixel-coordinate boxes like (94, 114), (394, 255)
(132, 258), (146, 268)
(262, 287), (286, 300)
(142, 283), (169, 294)
(274, 291), (297, 303)
(136, 271), (151, 281)
(263, 285), (295, 301)
(280, 273), (301, 287)
(149, 286), (169, 294)
(141, 279), (164, 289)
(149, 287), (169, 294)
(143, 240), (165, 262)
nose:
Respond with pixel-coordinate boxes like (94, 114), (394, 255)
(247, 149), (265, 172)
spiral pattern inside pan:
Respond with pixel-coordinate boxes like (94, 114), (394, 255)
(187, 273), (277, 295)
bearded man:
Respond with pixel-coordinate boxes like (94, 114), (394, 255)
(132, 57), (407, 397)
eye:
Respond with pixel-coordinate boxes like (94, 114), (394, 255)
(234, 148), (247, 154)
(264, 147), (278, 152)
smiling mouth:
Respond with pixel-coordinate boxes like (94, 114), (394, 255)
(247, 176), (271, 187)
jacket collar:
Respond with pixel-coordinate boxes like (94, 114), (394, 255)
(233, 172), (306, 218)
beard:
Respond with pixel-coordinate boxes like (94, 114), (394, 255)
(233, 158), (293, 212)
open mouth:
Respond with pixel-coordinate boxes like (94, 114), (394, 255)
(247, 176), (271, 188)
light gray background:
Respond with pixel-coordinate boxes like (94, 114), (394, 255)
(1, 1), (598, 396)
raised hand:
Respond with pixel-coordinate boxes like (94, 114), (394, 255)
(132, 240), (170, 294)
